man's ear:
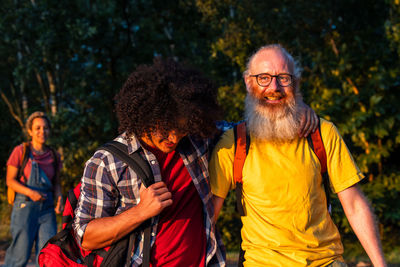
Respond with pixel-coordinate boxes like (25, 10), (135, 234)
(244, 75), (252, 93)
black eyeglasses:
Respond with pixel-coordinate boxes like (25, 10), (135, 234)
(249, 73), (294, 87)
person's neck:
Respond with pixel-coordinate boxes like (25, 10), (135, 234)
(30, 141), (46, 154)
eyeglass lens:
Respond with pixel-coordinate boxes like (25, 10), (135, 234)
(256, 74), (292, 87)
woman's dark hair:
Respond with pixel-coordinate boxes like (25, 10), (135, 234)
(115, 58), (222, 139)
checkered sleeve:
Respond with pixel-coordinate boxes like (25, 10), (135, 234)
(184, 137), (227, 266)
(73, 150), (120, 245)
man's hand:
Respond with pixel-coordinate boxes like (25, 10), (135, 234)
(298, 103), (318, 137)
(82, 181), (172, 250)
(138, 182), (173, 219)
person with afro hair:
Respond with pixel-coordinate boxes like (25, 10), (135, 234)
(72, 58), (318, 266)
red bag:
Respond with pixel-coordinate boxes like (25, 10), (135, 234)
(39, 141), (154, 267)
(38, 182), (134, 267)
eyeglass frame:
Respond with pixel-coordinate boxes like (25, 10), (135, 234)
(248, 73), (295, 87)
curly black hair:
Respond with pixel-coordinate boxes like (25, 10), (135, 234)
(115, 58), (222, 139)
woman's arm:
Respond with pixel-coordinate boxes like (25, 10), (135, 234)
(6, 165), (44, 202)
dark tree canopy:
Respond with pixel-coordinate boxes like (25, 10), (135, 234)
(1, 0), (399, 262)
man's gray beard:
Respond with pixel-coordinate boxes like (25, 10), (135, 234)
(244, 92), (303, 142)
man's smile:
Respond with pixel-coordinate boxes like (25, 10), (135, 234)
(264, 93), (285, 102)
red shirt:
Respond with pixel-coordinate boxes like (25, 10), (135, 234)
(7, 143), (61, 182)
(146, 146), (206, 267)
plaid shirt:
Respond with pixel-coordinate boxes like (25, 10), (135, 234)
(73, 132), (226, 266)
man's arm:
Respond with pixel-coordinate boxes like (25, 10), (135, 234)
(338, 184), (387, 267)
(81, 182), (172, 250)
(212, 195), (225, 224)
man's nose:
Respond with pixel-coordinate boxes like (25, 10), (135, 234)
(168, 133), (179, 143)
(266, 77), (281, 92)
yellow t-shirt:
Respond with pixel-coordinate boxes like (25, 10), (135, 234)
(209, 119), (364, 267)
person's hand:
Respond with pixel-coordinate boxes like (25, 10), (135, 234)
(28, 190), (46, 202)
(298, 103), (318, 137)
(137, 182), (172, 219)
(54, 195), (64, 214)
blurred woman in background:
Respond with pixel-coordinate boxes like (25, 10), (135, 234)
(4, 111), (62, 267)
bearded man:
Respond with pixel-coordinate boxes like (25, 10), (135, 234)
(209, 44), (387, 267)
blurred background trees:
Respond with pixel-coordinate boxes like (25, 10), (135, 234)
(1, 0), (399, 262)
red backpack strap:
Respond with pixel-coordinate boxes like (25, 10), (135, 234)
(62, 183), (80, 229)
(233, 121), (248, 216)
(233, 122), (247, 184)
(307, 118), (331, 212)
(309, 127), (327, 174)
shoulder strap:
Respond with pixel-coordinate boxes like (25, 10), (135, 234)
(307, 119), (331, 213)
(98, 140), (153, 267)
(18, 142), (30, 183)
(233, 122), (249, 267)
(61, 187), (79, 227)
(233, 122), (249, 217)
(307, 120), (327, 174)
(100, 141), (154, 187)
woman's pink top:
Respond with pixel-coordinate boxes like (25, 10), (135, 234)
(7, 143), (62, 183)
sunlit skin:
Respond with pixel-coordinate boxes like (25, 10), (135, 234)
(28, 117), (50, 153)
(244, 49), (298, 113)
(140, 129), (187, 153)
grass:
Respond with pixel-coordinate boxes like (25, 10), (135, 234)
(0, 224), (11, 242)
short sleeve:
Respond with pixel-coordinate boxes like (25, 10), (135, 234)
(73, 151), (119, 245)
(7, 145), (23, 168)
(209, 129), (236, 199)
(321, 120), (365, 193)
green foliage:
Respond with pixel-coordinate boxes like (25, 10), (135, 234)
(216, 190), (242, 252)
(217, 82), (246, 122)
(0, 0), (399, 261)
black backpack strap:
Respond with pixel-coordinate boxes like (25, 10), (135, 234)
(62, 188), (78, 225)
(142, 226), (151, 267)
(67, 188), (78, 210)
(99, 140), (153, 267)
(125, 230), (137, 266)
(233, 122), (250, 217)
(100, 141), (154, 187)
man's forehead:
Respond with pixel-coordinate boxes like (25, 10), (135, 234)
(250, 49), (291, 74)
